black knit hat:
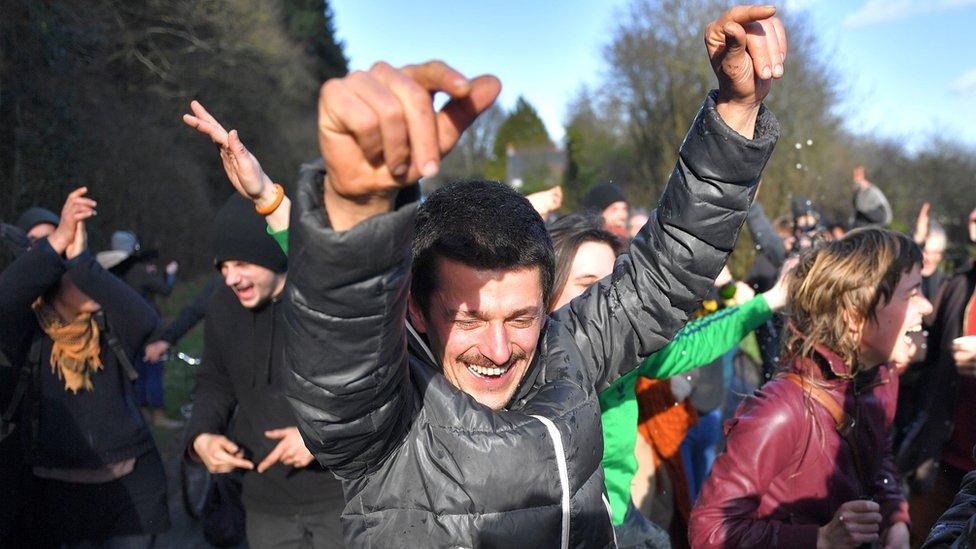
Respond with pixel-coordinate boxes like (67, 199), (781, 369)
(582, 183), (627, 212)
(16, 207), (60, 234)
(212, 194), (287, 273)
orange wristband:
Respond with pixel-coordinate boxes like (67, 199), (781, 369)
(255, 183), (285, 216)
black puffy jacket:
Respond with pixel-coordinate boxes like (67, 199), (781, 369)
(284, 92), (779, 548)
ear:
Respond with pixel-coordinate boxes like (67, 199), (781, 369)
(842, 309), (864, 340)
(407, 292), (428, 334)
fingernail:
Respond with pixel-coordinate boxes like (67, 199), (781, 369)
(421, 161), (439, 178)
(780, 52), (786, 62)
(762, 66), (772, 79)
(454, 78), (469, 89)
(392, 163), (408, 177)
(773, 64), (783, 77)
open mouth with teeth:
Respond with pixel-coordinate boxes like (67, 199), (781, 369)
(903, 322), (925, 356)
(466, 363), (512, 379)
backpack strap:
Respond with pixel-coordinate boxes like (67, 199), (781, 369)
(0, 331), (43, 443)
(782, 372), (870, 497)
(93, 311), (139, 382)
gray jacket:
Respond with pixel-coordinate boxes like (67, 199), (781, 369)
(284, 92), (779, 548)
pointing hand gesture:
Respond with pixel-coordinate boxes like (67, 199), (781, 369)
(705, 5), (787, 137)
(317, 60), (501, 230)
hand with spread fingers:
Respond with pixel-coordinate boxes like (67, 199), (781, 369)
(705, 5), (787, 138)
(48, 187), (97, 255)
(182, 101), (289, 230)
(317, 60), (502, 230)
(257, 427), (314, 473)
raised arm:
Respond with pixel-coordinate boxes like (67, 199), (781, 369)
(182, 100), (290, 232)
(554, 5), (785, 390)
(284, 61), (500, 478)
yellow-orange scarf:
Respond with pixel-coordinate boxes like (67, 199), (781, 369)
(32, 299), (103, 393)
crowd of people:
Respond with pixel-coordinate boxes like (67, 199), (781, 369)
(2, 4), (976, 548)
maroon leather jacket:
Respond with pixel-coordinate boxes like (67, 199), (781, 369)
(690, 345), (910, 548)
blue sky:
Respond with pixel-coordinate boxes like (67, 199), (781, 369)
(331, 0), (975, 151)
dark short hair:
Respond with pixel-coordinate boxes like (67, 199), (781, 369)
(412, 179), (554, 314)
(547, 212), (623, 312)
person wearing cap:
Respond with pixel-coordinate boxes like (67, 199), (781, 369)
(0, 187), (170, 546)
(182, 194), (343, 548)
(583, 181), (630, 239)
(15, 206), (61, 245)
(97, 230), (182, 428)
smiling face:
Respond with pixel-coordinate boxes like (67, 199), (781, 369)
(551, 241), (616, 311)
(409, 257), (545, 411)
(220, 260), (286, 309)
(858, 265), (933, 367)
(602, 201), (630, 230)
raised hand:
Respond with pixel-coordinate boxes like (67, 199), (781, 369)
(526, 186), (563, 219)
(48, 187), (97, 255)
(853, 165), (872, 189)
(913, 202), (931, 244)
(705, 5), (787, 138)
(192, 433), (255, 474)
(256, 427), (314, 473)
(65, 219), (87, 260)
(318, 60), (501, 230)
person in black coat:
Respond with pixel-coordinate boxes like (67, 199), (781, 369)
(184, 195), (344, 548)
(0, 187), (169, 546)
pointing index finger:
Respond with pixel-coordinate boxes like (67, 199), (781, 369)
(400, 60), (471, 98)
(721, 5), (776, 26)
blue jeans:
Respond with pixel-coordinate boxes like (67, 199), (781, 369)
(613, 501), (672, 549)
(134, 358), (164, 409)
(680, 408), (722, 503)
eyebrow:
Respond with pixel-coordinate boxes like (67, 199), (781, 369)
(450, 306), (541, 321)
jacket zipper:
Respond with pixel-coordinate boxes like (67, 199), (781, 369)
(406, 322), (572, 549)
(531, 414), (571, 549)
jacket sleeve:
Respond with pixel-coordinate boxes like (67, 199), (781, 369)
(747, 202), (786, 269)
(552, 92), (779, 393)
(284, 166), (418, 480)
(65, 251), (159, 356)
(160, 274), (218, 345)
(922, 469), (976, 549)
(689, 385), (820, 548)
(183, 297), (238, 456)
(639, 295), (771, 379)
(0, 238), (65, 358)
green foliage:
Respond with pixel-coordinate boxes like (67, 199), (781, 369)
(0, 0), (347, 274)
(487, 96), (554, 183)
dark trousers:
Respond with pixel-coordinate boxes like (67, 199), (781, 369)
(909, 463), (967, 548)
(246, 509), (344, 549)
(134, 358), (165, 409)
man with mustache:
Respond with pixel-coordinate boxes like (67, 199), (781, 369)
(285, 5), (786, 546)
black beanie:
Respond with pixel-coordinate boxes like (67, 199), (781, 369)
(212, 194), (287, 273)
(16, 207), (60, 234)
(582, 183), (627, 212)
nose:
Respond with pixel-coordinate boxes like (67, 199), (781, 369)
(479, 322), (512, 366)
(919, 294), (934, 316)
(223, 267), (241, 287)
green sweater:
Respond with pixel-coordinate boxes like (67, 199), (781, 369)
(269, 226), (770, 526)
(599, 295), (772, 525)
